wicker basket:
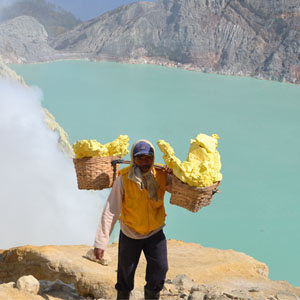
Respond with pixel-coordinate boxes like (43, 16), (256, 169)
(170, 176), (221, 212)
(73, 156), (121, 190)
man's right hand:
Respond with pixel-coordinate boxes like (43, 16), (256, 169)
(94, 248), (104, 260)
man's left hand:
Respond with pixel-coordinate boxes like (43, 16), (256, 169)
(163, 165), (173, 174)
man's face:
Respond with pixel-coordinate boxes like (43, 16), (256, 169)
(134, 155), (154, 174)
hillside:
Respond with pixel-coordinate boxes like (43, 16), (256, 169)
(1, 0), (300, 84)
(0, 16), (86, 64)
(51, 0), (300, 84)
(0, 0), (81, 37)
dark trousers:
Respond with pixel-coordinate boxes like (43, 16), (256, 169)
(115, 230), (168, 293)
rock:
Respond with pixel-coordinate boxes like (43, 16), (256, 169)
(162, 283), (180, 296)
(0, 284), (44, 300)
(0, 278), (86, 300)
(131, 289), (143, 299)
(16, 275), (40, 295)
(0, 1), (80, 38)
(0, 241), (299, 299)
(40, 279), (74, 294)
(0, 16), (56, 64)
(189, 290), (206, 300)
(223, 290), (253, 300)
(39, 279), (85, 299)
(85, 248), (112, 266)
(44, 109), (74, 157)
(0, 16), (84, 64)
(172, 274), (196, 291)
(0, 244), (117, 299)
(276, 292), (299, 300)
(0, 282), (15, 289)
(75, 274), (116, 299)
(0, 55), (26, 84)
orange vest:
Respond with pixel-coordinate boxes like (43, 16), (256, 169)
(120, 166), (167, 235)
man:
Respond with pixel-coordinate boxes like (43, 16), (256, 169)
(94, 139), (172, 300)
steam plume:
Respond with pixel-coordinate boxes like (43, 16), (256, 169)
(0, 79), (107, 249)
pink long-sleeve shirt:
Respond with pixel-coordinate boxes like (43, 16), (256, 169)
(94, 174), (172, 250)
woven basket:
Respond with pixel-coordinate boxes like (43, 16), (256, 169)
(170, 176), (221, 212)
(73, 156), (121, 190)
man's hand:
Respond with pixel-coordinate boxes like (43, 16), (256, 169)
(163, 165), (173, 174)
(94, 248), (104, 260)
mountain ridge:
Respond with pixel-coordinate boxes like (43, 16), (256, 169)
(0, 0), (81, 37)
(1, 0), (300, 84)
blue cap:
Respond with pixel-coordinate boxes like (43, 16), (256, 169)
(133, 141), (154, 157)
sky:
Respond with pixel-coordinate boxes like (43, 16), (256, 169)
(0, 78), (110, 248)
(0, 0), (154, 20)
(48, 0), (154, 20)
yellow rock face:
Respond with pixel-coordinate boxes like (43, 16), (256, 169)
(157, 133), (222, 187)
(73, 135), (129, 159)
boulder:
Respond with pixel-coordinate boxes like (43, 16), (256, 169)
(16, 275), (40, 295)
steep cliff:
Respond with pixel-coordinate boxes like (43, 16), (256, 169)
(0, 16), (86, 64)
(0, 0), (81, 37)
(0, 16), (58, 64)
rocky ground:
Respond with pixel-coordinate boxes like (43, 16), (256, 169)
(0, 240), (299, 300)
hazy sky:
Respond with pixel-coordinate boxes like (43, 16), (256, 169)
(0, 0), (15, 10)
(0, 0), (154, 21)
(49, 0), (154, 20)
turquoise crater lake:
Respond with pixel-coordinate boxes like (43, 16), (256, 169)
(11, 61), (300, 286)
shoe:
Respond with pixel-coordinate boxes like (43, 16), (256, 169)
(117, 289), (131, 300)
(144, 287), (160, 300)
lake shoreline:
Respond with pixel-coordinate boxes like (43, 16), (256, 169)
(8, 54), (298, 87)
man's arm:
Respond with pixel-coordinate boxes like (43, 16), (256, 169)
(94, 176), (124, 259)
(164, 166), (173, 193)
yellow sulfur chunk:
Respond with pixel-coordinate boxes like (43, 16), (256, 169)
(72, 139), (107, 158)
(73, 135), (129, 159)
(105, 135), (130, 157)
(157, 133), (222, 187)
(195, 133), (219, 153)
(156, 140), (182, 170)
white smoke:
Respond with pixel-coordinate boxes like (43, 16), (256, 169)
(0, 78), (108, 249)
